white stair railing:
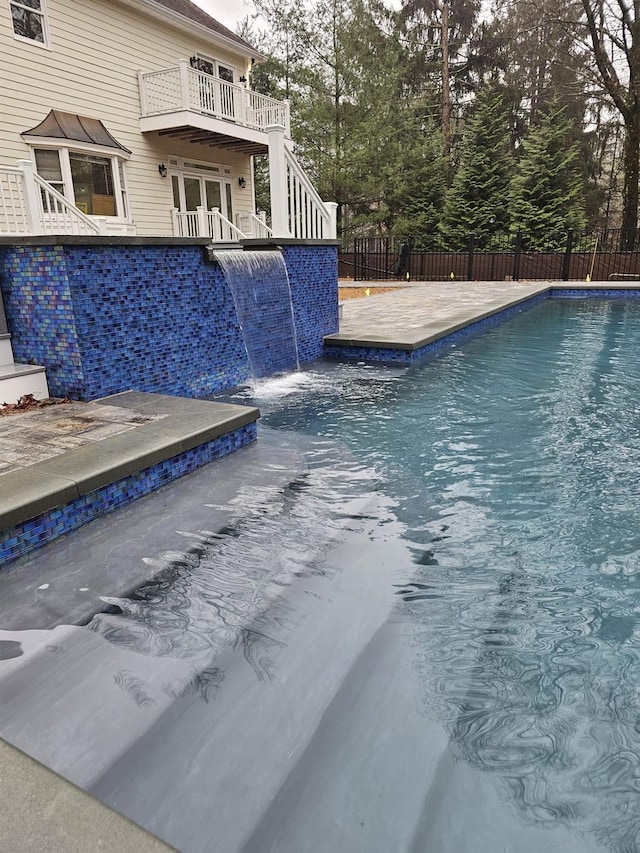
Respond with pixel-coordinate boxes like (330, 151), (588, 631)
(172, 207), (247, 241)
(0, 160), (104, 236)
(34, 173), (103, 235)
(267, 125), (337, 239)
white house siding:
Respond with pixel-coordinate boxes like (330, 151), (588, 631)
(0, 0), (255, 235)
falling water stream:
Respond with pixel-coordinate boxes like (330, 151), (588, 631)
(214, 249), (300, 379)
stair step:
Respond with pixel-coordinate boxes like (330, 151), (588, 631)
(0, 362), (49, 405)
(0, 334), (13, 365)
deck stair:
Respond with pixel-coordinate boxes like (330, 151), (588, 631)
(0, 318), (49, 406)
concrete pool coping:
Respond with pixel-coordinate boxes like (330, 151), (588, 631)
(0, 739), (174, 851)
(0, 391), (260, 533)
(325, 280), (640, 351)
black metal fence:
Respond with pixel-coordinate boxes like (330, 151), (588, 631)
(348, 229), (640, 282)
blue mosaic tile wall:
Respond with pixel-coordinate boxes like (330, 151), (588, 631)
(64, 246), (250, 399)
(0, 246), (86, 397)
(0, 243), (338, 400)
(0, 421), (257, 568)
(282, 245), (339, 364)
(323, 293), (549, 365)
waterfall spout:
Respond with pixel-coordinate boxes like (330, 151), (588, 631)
(214, 250), (300, 381)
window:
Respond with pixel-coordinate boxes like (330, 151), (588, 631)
(10, 0), (49, 46)
(33, 146), (129, 219)
(33, 149), (63, 195)
(69, 153), (116, 216)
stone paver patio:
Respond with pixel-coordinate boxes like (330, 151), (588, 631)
(329, 280), (550, 348)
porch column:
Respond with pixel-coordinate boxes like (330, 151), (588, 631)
(267, 124), (292, 238)
(196, 205), (208, 239)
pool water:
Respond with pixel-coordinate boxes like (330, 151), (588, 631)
(237, 298), (640, 853)
(1, 297), (639, 852)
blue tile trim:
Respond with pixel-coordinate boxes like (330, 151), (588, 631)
(550, 288), (640, 298)
(324, 292), (549, 365)
(0, 422), (257, 569)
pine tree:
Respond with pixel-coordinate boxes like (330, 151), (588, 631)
(387, 119), (446, 248)
(440, 85), (515, 249)
(508, 102), (585, 249)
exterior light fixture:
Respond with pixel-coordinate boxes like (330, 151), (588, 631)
(158, 163), (168, 178)
(238, 176), (246, 188)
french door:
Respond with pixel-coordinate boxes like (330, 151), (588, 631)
(171, 171), (235, 238)
(172, 174), (233, 221)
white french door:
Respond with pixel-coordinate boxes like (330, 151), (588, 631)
(170, 170), (236, 238)
(172, 173), (233, 220)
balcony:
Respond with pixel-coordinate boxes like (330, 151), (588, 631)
(138, 61), (291, 154)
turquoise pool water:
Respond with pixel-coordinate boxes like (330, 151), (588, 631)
(242, 298), (640, 853)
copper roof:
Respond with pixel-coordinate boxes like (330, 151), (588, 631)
(150, 0), (257, 52)
(22, 111), (132, 153)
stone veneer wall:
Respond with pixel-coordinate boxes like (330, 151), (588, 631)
(0, 241), (339, 401)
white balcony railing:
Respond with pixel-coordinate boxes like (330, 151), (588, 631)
(139, 62), (291, 136)
(0, 160), (104, 236)
(0, 165), (31, 235)
(172, 206), (246, 242)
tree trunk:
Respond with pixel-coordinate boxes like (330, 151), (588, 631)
(441, 0), (451, 171)
(621, 114), (640, 250)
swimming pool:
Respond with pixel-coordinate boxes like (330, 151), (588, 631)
(237, 296), (640, 853)
(1, 297), (639, 852)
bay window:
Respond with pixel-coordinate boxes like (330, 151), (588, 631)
(33, 147), (129, 219)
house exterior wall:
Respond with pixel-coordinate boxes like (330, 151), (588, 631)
(0, 0), (256, 235)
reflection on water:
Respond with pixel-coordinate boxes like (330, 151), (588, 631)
(240, 299), (640, 853)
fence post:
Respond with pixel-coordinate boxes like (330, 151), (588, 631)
(513, 230), (522, 281)
(467, 234), (475, 281)
(562, 229), (574, 281)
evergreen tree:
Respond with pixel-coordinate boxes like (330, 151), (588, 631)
(387, 119), (446, 247)
(440, 85), (515, 249)
(508, 102), (585, 248)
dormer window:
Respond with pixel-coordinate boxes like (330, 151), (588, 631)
(10, 0), (50, 47)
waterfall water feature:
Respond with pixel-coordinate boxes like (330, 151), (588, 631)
(214, 249), (300, 380)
